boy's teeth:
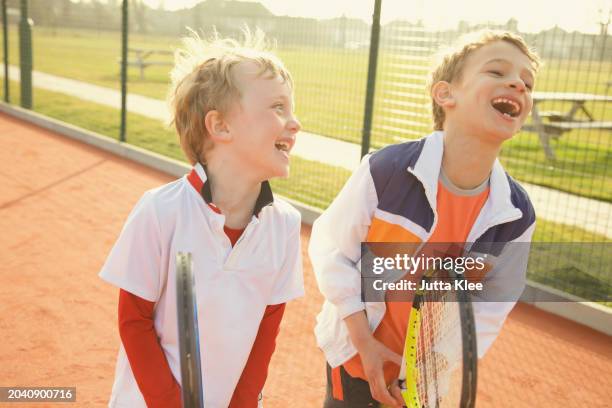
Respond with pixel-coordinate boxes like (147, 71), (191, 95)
(492, 97), (520, 112)
(491, 97), (521, 118)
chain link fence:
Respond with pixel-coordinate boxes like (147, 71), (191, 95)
(1, 0), (610, 302)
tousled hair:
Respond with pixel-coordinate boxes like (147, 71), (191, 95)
(428, 30), (541, 130)
(167, 27), (293, 165)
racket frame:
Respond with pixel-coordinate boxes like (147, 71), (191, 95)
(176, 252), (205, 408)
(398, 268), (478, 408)
(456, 278), (477, 408)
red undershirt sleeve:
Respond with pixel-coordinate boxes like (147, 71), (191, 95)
(118, 289), (182, 408)
(228, 303), (286, 408)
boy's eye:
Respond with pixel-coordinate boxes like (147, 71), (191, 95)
(525, 82), (533, 90)
(273, 104), (284, 111)
(489, 70), (503, 76)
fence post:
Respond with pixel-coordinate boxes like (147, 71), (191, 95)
(360, 0), (382, 158)
(2, 0), (8, 103)
(18, 0), (32, 109)
(120, 0), (128, 142)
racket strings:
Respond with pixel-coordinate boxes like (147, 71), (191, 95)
(416, 288), (464, 407)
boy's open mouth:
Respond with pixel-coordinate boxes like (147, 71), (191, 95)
(275, 141), (290, 152)
(491, 97), (521, 118)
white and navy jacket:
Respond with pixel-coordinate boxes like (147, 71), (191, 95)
(309, 131), (536, 368)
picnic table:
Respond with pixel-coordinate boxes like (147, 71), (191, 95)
(523, 91), (612, 160)
(120, 48), (174, 79)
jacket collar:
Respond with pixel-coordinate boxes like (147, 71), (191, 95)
(188, 162), (274, 216)
(409, 131), (521, 220)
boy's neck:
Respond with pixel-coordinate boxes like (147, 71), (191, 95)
(204, 157), (262, 229)
(441, 127), (501, 190)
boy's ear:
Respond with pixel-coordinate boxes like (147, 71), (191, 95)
(431, 81), (456, 109)
(204, 110), (232, 143)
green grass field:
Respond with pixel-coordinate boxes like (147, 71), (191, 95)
(2, 26), (611, 201)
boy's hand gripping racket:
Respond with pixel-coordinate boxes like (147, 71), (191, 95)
(176, 252), (204, 408)
(397, 268), (478, 408)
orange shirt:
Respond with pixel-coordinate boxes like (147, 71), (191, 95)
(344, 171), (490, 382)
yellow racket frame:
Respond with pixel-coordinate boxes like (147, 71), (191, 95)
(401, 306), (422, 408)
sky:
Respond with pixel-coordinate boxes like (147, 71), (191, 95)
(138, 0), (612, 34)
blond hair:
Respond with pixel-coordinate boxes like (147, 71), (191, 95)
(428, 30), (541, 131)
(168, 28), (293, 165)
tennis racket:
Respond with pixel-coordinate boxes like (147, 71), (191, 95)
(397, 267), (477, 408)
(176, 252), (204, 408)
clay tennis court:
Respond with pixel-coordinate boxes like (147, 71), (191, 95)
(0, 112), (610, 407)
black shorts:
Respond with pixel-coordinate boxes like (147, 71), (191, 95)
(324, 363), (380, 408)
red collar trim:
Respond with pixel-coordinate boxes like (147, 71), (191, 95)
(186, 164), (274, 216)
(187, 167), (204, 195)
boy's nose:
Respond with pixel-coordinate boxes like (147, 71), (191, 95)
(508, 77), (526, 92)
(288, 116), (302, 133)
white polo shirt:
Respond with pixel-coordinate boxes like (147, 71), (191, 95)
(99, 163), (304, 407)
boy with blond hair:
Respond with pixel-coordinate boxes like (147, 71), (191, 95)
(310, 30), (540, 407)
(99, 29), (303, 408)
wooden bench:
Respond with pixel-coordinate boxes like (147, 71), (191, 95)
(119, 48), (174, 79)
(537, 111), (565, 121)
(533, 121), (612, 139)
(526, 92), (612, 160)
(543, 121), (612, 131)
